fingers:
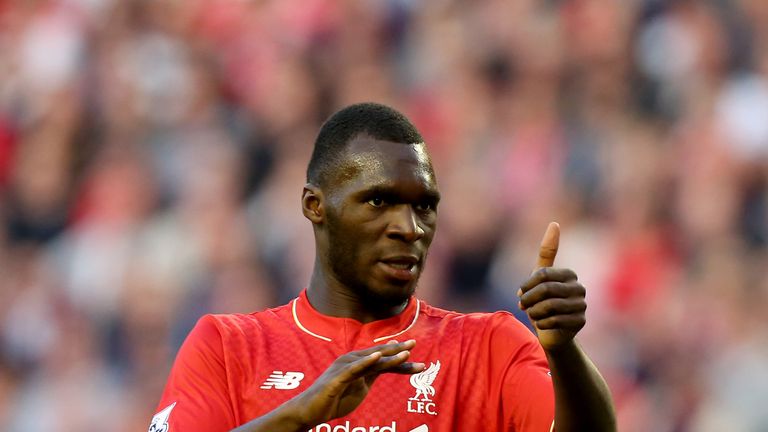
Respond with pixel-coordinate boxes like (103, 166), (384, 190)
(524, 297), (586, 320)
(519, 267), (578, 295)
(367, 340), (425, 374)
(519, 280), (585, 310)
(532, 314), (585, 331)
(298, 340), (426, 423)
(334, 352), (384, 385)
(385, 362), (427, 374)
(353, 339), (416, 357)
(535, 221), (560, 269)
(369, 351), (425, 375)
(334, 340), (424, 385)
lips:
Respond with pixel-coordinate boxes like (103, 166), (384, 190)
(378, 255), (420, 281)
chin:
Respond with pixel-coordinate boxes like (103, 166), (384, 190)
(362, 281), (416, 309)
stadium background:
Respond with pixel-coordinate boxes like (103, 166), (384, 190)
(1, 0), (767, 430)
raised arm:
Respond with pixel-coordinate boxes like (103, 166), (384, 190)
(518, 222), (616, 432)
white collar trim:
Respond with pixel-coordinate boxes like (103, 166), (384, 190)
(291, 296), (421, 344)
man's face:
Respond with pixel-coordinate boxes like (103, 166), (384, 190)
(320, 136), (440, 307)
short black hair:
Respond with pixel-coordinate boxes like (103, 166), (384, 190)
(307, 102), (424, 186)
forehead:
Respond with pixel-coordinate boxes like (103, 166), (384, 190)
(333, 136), (437, 191)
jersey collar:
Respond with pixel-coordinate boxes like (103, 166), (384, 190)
(291, 289), (420, 345)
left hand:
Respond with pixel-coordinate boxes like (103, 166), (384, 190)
(517, 222), (587, 351)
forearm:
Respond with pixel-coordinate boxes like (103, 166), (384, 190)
(546, 340), (616, 432)
(230, 398), (309, 432)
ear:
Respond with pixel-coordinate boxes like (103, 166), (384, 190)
(302, 183), (324, 224)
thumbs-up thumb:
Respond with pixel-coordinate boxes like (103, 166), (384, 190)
(535, 221), (560, 270)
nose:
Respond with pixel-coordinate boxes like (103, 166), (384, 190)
(386, 204), (425, 243)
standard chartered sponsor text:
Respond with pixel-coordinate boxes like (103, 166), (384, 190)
(308, 421), (396, 432)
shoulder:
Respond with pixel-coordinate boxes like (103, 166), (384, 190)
(190, 302), (294, 342)
(418, 300), (534, 340)
(415, 300), (544, 371)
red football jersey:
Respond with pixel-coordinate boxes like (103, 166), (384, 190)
(150, 290), (555, 432)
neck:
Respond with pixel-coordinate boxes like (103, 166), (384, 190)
(306, 265), (408, 323)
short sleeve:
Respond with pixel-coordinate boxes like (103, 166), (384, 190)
(150, 315), (238, 432)
(487, 313), (555, 432)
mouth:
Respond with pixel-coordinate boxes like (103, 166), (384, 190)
(378, 255), (420, 281)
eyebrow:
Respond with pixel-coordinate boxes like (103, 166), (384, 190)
(360, 184), (441, 203)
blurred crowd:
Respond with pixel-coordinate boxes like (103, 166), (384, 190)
(1, 0), (767, 430)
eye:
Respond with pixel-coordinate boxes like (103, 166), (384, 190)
(415, 202), (435, 212)
(367, 197), (385, 208)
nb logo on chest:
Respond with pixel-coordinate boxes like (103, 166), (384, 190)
(260, 371), (305, 389)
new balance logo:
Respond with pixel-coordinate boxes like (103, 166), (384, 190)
(260, 371), (305, 389)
